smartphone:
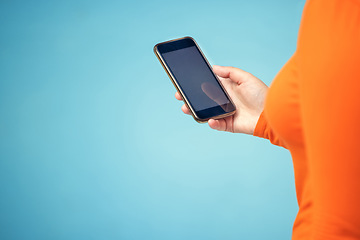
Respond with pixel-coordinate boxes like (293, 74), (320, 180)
(154, 36), (236, 123)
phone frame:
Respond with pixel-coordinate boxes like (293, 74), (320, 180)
(154, 36), (236, 123)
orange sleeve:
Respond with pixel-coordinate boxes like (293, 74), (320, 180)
(297, 0), (360, 238)
(253, 53), (300, 149)
(253, 111), (287, 148)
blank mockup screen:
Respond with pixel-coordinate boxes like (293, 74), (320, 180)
(161, 46), (230, 112)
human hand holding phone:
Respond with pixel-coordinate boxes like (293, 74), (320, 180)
(176, 65), (268, 135)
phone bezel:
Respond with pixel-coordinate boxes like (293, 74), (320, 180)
(154, 36), (236, 123)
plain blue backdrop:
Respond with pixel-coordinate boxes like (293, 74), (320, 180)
(0, 0), (306, 239)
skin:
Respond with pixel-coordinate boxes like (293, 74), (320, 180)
(175, 65), (268, 135)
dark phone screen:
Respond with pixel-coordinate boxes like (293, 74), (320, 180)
(160, 42), (232, 116)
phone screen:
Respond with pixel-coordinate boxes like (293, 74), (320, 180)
(156, 37), (235, 120)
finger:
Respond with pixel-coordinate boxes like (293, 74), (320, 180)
(212, 65), (249, 85)
(175, 92), (182, 100)
(181, 104), (191, 115)
(201, 82), (224, 105)
(208, 119), (226, 131)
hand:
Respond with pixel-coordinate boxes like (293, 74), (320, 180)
(175, 65), (268, 134)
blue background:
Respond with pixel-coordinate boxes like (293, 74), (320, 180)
(0, 0), (305, 239)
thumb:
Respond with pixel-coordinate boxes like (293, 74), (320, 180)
(212, 65), (249, 85)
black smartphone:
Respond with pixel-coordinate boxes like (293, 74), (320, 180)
(154, 36), (236, 123)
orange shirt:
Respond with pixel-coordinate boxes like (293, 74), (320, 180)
(254, 0), (360, 239)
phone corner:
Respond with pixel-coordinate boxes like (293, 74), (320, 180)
(185, 36), (197, 43)
(192, 115), (208, 124)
